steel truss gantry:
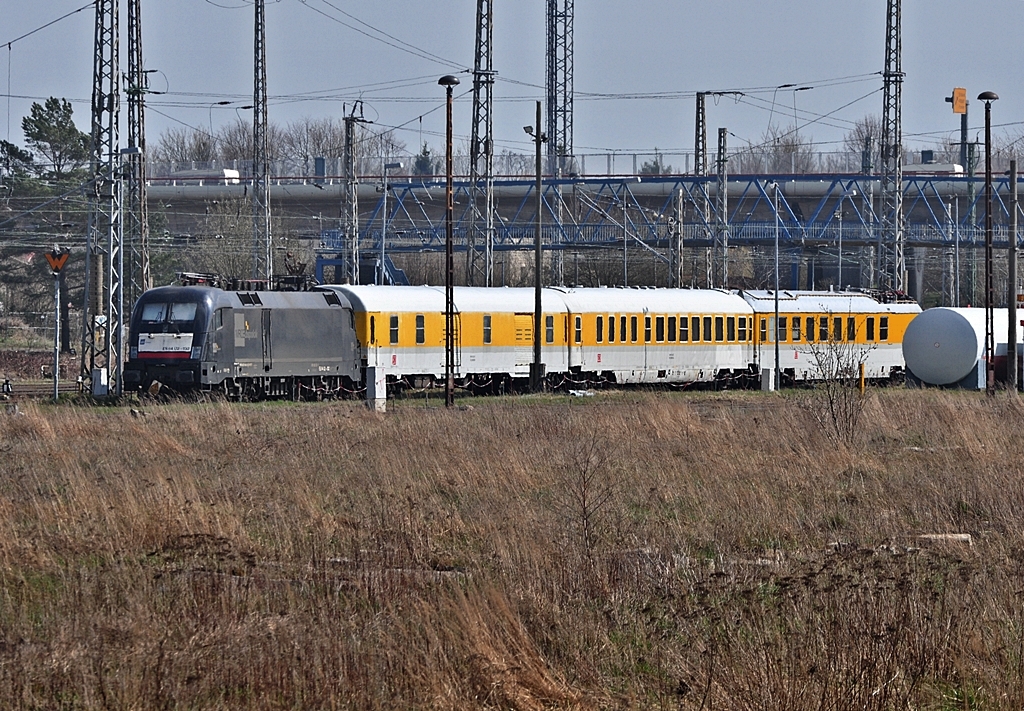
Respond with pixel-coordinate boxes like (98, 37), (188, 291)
(318, 173), (1022, 293)
(80, 0), (122, 395)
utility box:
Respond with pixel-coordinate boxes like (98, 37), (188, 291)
(760, 368), (775, 392)
(91, 368), (109, 398)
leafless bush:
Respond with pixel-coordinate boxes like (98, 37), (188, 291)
(806, 336), (872, 447)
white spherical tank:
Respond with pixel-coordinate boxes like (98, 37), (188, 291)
(903, 308), (986, 385)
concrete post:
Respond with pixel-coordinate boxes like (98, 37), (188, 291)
(366, 366), (386, 412)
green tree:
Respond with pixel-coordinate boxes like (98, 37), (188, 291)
(639, 149), (672, 175)
(21, 97), (89, 185)
(0, 140), (36, 193)
(412, 143), (435, 176)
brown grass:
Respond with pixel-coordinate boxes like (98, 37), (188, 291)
(1, 389), (1024, 709)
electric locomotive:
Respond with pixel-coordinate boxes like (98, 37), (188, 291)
(123, 283), (361, 398)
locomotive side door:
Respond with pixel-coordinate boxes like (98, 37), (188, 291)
(261, 309), (272, 373)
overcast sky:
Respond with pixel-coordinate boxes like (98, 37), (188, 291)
(2, 0), (1022, 163)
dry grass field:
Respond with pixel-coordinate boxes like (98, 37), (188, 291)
(1, 388), (1023, 709)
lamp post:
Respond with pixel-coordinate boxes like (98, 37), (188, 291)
(525, 101), (547, 393)
(773, 181), (781, 391)
(439, 74), (460, 408)
(979, 91), (998, 395)
(379, 161), (403, 285)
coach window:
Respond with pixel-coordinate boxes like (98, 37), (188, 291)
(390, 315), (400, 345)
(759, 317), (768, 343)
(370, 316), (376, 344)
(692, 316), (701, 342)
(703, 316), (713, 342)
(777, 316), (787, 342)
(573, 315), (581, 344)
(620, 315), (627, 343)
(630, 315), (638, 342)
(596, 315), (604, 343)
(867, 317), (875, 341)
(415, 314), (425, 344)
(819, 316), (829, 342)
(680, 315), (689, 341)
(805, 316), (815, 342)
(483, 314), (492, 344)
(608, 315), (616, 343)
(833, 316), (843, 342)
(655, 316), (665, 342)
(737, 316), (746, 342)
(847, 316), (856, 342)
(880, 316), (889, 341)
(644, 316), (652, 343)
(727, 316), (736, 341)
(548, 315), (557, 344)
(713, 316), (724, 342)
(792, 316), (801, 342)
(668, 316), (676, 342)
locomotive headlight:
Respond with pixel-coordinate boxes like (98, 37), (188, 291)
(190, 347), (202, 359)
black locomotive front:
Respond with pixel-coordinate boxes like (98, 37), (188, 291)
(123, 286), (216, 391)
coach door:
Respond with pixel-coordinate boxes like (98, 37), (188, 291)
(514, 313), (532, 376)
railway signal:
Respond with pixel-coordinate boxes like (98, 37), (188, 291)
(43, 246), (69, 402)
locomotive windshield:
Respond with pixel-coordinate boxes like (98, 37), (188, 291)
(140, 302), (198, 324)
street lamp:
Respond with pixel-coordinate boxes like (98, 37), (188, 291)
(979, 90), (998, 395)
(378, 161), (403, 285)
(439, 74), (460, 408)
(525, 101), (547, 393)
(772, 181), (781, 391)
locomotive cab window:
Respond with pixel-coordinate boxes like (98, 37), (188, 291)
(483, 315), (491, 345)
(880, 316), (889, 341)
(596, 316), (604, 343)
(867, 317), (875, 341)
(415, 314), (425, 344)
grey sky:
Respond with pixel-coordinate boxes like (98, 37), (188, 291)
(2, 1), (1022, 163)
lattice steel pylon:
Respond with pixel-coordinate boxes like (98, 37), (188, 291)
(878, 0), (904, 291)
(467, 0), (495, 286)
(546, 0), (572, 285)
(342, 102), (369, 284)
(80, 0), (122, 396)
(695, 93), (712, 288)
(714, 127), (729, 288)
(125, 0), (150, 307)
(545, 0), (573, 175)
(252, 0), (272, 281)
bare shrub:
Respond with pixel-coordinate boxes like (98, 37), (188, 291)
(805, 336), (872, 447)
